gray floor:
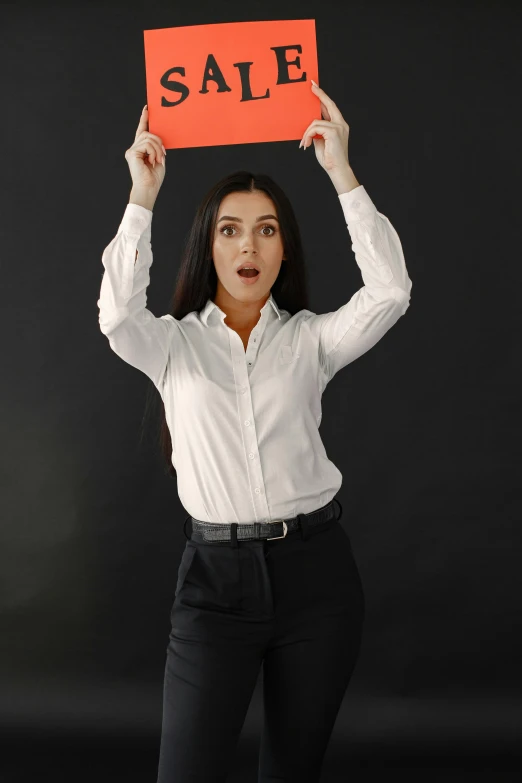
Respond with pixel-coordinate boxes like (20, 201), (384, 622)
(1, 734), (521, 783)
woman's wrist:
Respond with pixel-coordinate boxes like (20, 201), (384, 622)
(129, 188), (157, 212)
(329, 165), (360, 195)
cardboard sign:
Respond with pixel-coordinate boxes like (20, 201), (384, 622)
(143, 19), (320, 149)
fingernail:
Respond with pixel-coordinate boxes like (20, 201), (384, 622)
(311, 79), (317, 86)
(162, 144), (166, 154)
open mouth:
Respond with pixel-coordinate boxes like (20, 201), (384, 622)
(237, 268), (260, 278)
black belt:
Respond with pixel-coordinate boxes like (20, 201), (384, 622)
(183, 497), (343, 544)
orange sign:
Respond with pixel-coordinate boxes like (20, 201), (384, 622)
(143, 19), (320, 149)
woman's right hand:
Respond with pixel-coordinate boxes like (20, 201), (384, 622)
(125, 105), (166, 196)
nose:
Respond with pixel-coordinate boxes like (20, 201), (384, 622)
(240, 236), (258, 254)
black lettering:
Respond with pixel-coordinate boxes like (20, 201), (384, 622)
(160, 67), (190, 106)
(232, 61), (270, 102)
(199, 54), (232, 94)
(270, 45), (306, 85)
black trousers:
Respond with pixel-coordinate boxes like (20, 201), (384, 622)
(156, 501), (365, 783)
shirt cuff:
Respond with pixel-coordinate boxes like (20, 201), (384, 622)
(338, 185), (377, 223)
(117, 202), (153, 238)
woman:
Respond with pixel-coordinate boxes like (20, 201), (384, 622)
(97, 81), (412, 782)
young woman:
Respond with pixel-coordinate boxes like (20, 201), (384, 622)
(98, 82), (412, 782)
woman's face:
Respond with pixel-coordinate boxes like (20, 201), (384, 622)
(211, 190), (285, 308)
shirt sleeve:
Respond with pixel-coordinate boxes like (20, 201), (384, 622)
(307, 184), (412, 382)
(97, 202), (175, 390)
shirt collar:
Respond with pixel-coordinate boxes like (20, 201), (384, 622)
(200, 291), (282, 326)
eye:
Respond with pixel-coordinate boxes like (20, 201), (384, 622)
(219, 223), (277, 237)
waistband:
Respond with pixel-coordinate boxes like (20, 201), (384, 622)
(183, 497), (343, 545)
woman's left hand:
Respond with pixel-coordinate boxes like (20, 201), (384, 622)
(299, 81), (351, 174)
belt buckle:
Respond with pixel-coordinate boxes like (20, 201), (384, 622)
(266, 520), (288, 540)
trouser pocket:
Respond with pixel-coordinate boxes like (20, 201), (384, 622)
(174, 542), (197, 597)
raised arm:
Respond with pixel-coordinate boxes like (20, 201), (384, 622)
(97, 201), (177, 390)
(307, 184), (412, 381)
(97, 105), (175, 389)
(299, 81), (412, 381)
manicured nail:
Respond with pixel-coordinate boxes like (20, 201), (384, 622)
(311, 79), (317, 86)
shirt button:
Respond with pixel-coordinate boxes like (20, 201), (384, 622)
(353, 201), (360, 208)
(239, 386), (246, 393)
(254, 487), (261, 494)
(244, 420), (250, 426)
(248, 453), (254, 459)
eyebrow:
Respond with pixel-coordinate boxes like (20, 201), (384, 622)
(217, 214), (279, 224)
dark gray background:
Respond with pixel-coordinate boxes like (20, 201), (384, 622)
(1, 1), (521, 780)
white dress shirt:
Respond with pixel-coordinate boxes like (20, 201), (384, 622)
(98, 184), (412, 524)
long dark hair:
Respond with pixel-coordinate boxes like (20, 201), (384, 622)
(139, 170), (311, 479)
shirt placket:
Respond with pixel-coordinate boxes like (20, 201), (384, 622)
(227, 314), (271, 524)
